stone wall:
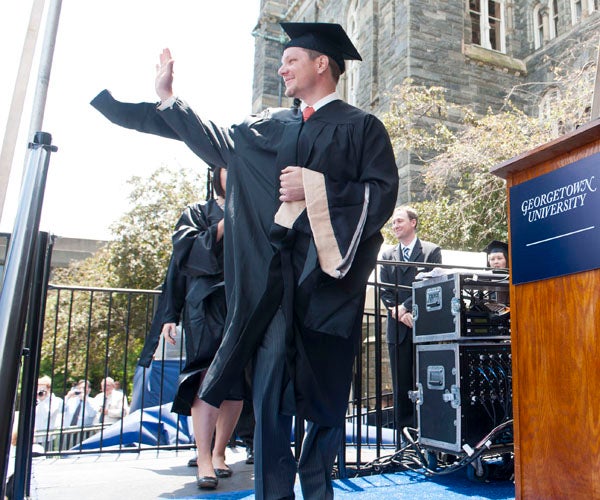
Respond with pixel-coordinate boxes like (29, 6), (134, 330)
(251, 0), (600, 202)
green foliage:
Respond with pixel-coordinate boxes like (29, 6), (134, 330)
(415, 107), (547, 251)
(43, 164), (205, 394)
(51, 245), (113, 286)
(383, 79), (475, 162)
(109, 165), (203, 290)
(508, 34), (598, 136)
(42, 287), (154, 394)
(381, 41), (597, 252)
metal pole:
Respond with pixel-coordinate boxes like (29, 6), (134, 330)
(0, 132), (56, 500)
(0, 0), (46, 220)
(27, 0), (63, 142)
(12, 232), (54, 500)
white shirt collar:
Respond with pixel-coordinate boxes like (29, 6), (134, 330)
(300, 92), (340, 112)
(401, 237), (417, 254)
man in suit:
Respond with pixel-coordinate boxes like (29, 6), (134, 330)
(379, 206), (441, 443)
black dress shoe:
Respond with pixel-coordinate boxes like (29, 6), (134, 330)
(245, 447), (254, 465)
(187, 456), (198, 467)
(196, 475), (218, 489)
(214, 467), (232, 478)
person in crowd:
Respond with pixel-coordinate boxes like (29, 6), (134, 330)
(34, 375), (63, 448)
(483, 239), (510, 307)
(63, 379), (98, 427)
(91, 21), (398, 499)
(484, 240), (509, 269)
(93, 377), (129, 425)
(379, 206), (441, 444)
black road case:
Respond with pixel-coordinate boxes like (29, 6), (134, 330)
(412, 271), (510, 343)
(415, 342), (512, 453)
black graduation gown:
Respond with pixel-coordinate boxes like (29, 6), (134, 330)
(167, 200), (225, 365)
(142, 200), (227, 415)
(138, 259), (179, 368)
(90, 91), (399, 426)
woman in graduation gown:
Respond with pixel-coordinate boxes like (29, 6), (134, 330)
(160, 167), (242, 489)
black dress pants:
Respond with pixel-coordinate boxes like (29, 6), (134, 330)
(252, 309), (342, 500)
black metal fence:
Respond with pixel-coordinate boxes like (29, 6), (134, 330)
(30, 272), (401, 462)
(9, 245), (514, 496)
(34, 283), (192, 455)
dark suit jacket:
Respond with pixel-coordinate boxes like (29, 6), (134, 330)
(379, 238), (442, 344)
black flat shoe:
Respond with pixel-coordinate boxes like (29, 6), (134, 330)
(197, 475), (218, 489)
(187, 456), (198, 467)
(214, 467), (232, 478)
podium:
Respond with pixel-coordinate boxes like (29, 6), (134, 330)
(491, 119), (600, 499)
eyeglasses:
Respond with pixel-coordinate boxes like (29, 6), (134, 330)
(37, 390), (48, 397)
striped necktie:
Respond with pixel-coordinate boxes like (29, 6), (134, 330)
(71, 400), (82, 426)
(402, 247), (410, 261)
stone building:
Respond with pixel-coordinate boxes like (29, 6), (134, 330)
(251, 0), (600, 203)
(0, 233), (106, 271)
(250, 1), (598, 414)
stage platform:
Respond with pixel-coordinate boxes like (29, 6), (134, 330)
(30, 446), (515, 499)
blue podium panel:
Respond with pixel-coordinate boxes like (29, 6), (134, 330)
(509, 152), (600, 285)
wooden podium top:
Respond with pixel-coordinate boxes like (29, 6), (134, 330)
(491, 118), (600, 179)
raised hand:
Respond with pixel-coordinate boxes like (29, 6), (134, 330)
(155, 48), (175, 101)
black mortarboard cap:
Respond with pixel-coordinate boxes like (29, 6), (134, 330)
(280, 22), (362, 74)
(483, 240), (509, 257)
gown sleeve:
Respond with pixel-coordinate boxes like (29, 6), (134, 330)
(157, 99), (235, 170)
(90, 90), (234, 170)
(171, 204), (223, 278)
(161, 253), (187, 325)
(90, 90), (180, 140)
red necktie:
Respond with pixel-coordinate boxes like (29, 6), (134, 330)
(302, 106), (315, 122)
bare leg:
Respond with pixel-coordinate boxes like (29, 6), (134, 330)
(191, 396), (220, 479)
(212, 399), (243, 470)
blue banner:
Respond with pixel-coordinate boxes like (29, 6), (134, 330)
(509, 151), (600, 285)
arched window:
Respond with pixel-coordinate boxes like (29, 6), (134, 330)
(574, 0), (600, 19)
(549, 0), (559, 39)
(571, 0), (583, 23)
(469, 0), (506, 52)
(533, 4), (545, 49)
(586, 0), (599, 13)
(346, 0), (360, 106)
